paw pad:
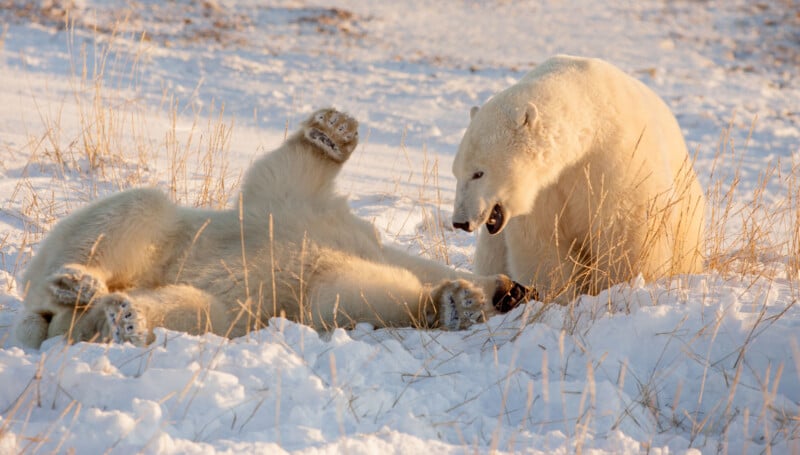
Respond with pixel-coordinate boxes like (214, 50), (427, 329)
(303, 108), (359, 163)
(435, 280), (489, 330)
(48, 264), (108, 305)
(100, 292), (149, 346)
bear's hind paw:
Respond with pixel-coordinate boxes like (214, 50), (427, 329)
(303, 108), (359, 163)
(48, 264), (108, 305)
(100, 292), (151, 346)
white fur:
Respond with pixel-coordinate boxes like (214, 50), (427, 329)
(15, 109), (517, 348)
(452, 55), (706, 302)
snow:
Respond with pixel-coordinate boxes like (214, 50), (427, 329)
(0, 0), (799, 453)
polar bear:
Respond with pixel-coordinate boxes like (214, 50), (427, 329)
(451, 55), (705, 302)
(15, 108), (529, 348)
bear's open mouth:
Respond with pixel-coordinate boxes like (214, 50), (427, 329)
(485, 203), (505, 235)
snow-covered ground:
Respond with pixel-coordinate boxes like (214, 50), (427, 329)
(0, 1), (799, 453)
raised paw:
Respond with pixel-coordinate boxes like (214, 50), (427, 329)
(433, 279), (491, 331)
(303, 108), (359, 163)
(99, 292), (151, 346)
(48, 264), (108, 305)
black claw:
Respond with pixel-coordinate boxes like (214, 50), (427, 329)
(520, 281), (539, 302)
(492, 280), (537, 313)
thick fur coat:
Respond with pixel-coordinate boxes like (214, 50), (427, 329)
(16, 109), (527, 348)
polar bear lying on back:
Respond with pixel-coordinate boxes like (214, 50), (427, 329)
(452, 55), (705, 302)
(15, 108), (528, 348)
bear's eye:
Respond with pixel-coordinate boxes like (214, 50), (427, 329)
(472, 171), (484, 180)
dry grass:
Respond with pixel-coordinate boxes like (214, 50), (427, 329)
(1, 19), (800, 455)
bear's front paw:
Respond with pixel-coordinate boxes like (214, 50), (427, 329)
(492, 275), (536, 312)
(303, 108), (359, 163)
(100, 292), (151, 346)
(433, 279), (491, 330)
(48, 264), (108, 305)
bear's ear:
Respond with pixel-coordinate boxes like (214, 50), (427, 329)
(508, 102), (539, 130)
(469, 106), (480, 121)
(506, 103), (539, 129)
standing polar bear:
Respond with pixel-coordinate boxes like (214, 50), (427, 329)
(15, 108), (528, 348)
(452, 55), (705, 302)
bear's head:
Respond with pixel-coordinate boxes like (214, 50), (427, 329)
(451, 99), (555, 235)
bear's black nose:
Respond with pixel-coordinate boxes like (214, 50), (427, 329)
(453, 221), (471, 232)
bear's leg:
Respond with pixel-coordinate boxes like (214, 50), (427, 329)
(241, 108), (359, 205)
(17, 188), (182, 348)
(307, 256), (502, 331)
(508, 231), (586, 304)
(47, 304), (108, 344)
(14, 311), (50, 349)
(474, 227), (510, 277)
(14, 264), (106, 348)
(14, 265), (110, 348)
(96, 285), (231, 346)
(380, 246), (531, 313)
(306, 258), (429, 329)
